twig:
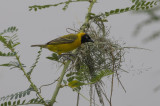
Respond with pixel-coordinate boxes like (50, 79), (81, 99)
(66, 28), (78, 33)
(39, 77), (59, 93)
(75, 89), (100, 106)
(109, 74), (114, 106)
(109, 48), (115, 106)
(90, 84), (93, 106)
(27, 47), (42, 76)
(80, 0), (97, 31)
(123, 46), (152, 51)
(101, 87), (110, 104)
(115, 70), (126, 93)
(76, 90), (80, 106)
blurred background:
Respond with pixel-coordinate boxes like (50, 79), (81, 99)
(0, 0), (160, 106)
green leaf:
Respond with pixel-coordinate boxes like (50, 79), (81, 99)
(145, 2), (150, 6)
(135, 0), (140, 5)
(13, 101), (16, 105)
(23, 91), (26, 97)
(63, 80), (67, 85)
(4, 102), (7, 106)
(120, 9), (125, 12)
(0, 63), (12, 67)
(22, 100), (26, 104)
(68, 80), (84, 88)
(8, 101), (11, 106)
(125, 7), (129, 11)
(46, 53), (59, 61)
(19, 92), (22, 98)
(132, 0), (136, 3)
(67, 77), (74, 82)
(105, 12), (109, 16)
(27, 90), (30, 95)
(91, 69), (114, 83)
(0, 61), (26, 69)
(141, 1), (146, 6)
(17, 100), (20, 105)
(115, 9), (119, 13)
(110, 10), (115, 14)
(29, 99), (34, 103)
(15, 93), (18, 99)
(131, 5), (135, 9)
(13, 42), (20, 47)
(10, 94), (14, 100)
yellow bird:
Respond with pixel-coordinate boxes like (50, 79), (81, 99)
(31, 32), (94, 55)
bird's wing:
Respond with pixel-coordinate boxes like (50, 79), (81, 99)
(46, 34), (78, 45)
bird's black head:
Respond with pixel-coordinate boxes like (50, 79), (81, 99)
(81, 34), (94, 44)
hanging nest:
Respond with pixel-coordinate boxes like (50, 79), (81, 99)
(65, 24), (125, 105)
(66, 24), (125, 86)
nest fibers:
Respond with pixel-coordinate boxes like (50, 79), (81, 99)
(67, 26), (125, 84)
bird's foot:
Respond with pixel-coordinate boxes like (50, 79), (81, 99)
(59, 53), (76, 62)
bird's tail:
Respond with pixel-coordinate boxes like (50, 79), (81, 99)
(31, 44), (47, 48)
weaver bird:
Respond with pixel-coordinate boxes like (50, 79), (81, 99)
(31, 32), (94, 55)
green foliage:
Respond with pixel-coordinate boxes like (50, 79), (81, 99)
(0, 26), (47, 105)
(105, 0), (157, 16)
(0, 51), (16, 57)
(0, 26), (18, 36)
(0, 26), (24, 70)
(27, 48), (42, 76)
(29, 0), (88, 11)
(2, 0), (158, 105)
(90, 69), (114, 83)
(27, 98), (45, 104)
(144, 30), (160, 42)
(0, 99), (25, 106)
(0, 61), (26, 69)
(68, 80), (84, 88)
(133, 4), (160, 42)
(0, 26), (19, 50)
(0, 89), (46, 106)
(0, 88), (32, 102)
(0, 98), (45, 106)
(46, 53), (59, 61)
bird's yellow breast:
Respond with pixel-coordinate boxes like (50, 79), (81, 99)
(46, 35), (81, 55)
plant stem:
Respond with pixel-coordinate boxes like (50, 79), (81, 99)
(49, 0), (97, 105)
(80, 0), (97, 31)
(49, 60), (71, 105)
(11, 48), (47, 105)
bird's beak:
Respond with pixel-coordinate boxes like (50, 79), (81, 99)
(90, 39), (94, 43)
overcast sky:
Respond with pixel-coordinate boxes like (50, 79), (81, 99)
(0, 0), (160, 106)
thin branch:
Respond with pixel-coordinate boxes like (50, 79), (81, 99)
(115, 70), (126, 93)
(109, 74), (114, 106)
(11, 48), (47, 105)
(101, 87), (110, 104)
(39, 77), (59, 93)
(90, 84), (93, 106)
(27, 47), (42, 76)
(80, 0), (97, 31)
(76, 90), (80, 106)
(49, 60), (71, 105)
(75, 90), (100, 106)
(122, 46), (152, 51)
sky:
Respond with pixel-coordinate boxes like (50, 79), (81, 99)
(0, 0), (160, 106)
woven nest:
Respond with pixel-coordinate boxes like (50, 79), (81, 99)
(67, 25), (125, 84)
